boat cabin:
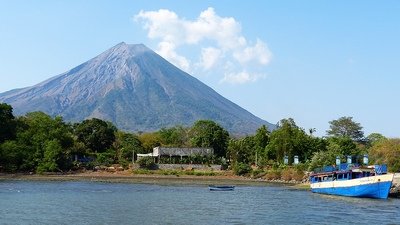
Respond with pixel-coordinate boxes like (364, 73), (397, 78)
(310, 164), (386, 184)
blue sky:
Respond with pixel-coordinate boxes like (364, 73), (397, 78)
(0, 1), (399, 137)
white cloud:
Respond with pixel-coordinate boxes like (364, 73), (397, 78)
(233, 39), (272, 65)
(221, 71), (266, 84)
(199, 47), (222, 70)
(157, 41), (190, 72)
(134, 7), (272, 84)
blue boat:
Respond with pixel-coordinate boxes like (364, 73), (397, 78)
(310, 164), (394, 199)
(208, 185), (235, 191)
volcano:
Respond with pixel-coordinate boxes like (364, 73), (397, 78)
(0, 42), (275, 135)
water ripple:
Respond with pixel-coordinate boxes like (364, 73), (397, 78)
(1, 181), (400, 224)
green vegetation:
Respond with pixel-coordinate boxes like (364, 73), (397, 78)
(1, 102), (399, 179)
(137, 156), (156, 169)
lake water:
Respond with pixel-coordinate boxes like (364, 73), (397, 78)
(1, 180), (400, 225)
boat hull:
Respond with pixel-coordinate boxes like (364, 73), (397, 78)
(310, 174), (394, 199)
(208, 185), (235, 191)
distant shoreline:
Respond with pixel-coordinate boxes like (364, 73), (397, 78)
(0, 171), (307, 189)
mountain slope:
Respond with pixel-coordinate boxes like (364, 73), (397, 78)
(0, 42), (275, 135)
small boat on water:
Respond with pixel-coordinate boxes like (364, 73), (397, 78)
(208, 185), (235, 191)
(310, 163), (394, 199)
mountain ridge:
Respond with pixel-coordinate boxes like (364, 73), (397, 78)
(0, 42), (275, 135)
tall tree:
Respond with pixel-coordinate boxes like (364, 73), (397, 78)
(189, 120), (229, 157)
(138, 132), (161, 153)
(366, 133), (386, 146)
(74, 118), (116, 153)
(227, 136), (256, 165)
(326, 116), (364, 142)
(15, 112), (74, 172)
(253, 125), (270, 166)
(157, 126), (189, 147)
(0, 103), (16, 143)
(114, 131), (143, 164)
(37, 140), (63, 172)
(266, 118), (311, 164)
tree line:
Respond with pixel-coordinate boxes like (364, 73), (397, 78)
(1, 102), (399, 174)
(0, 103), (229, 173)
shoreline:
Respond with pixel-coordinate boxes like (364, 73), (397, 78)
(0, 171), (308, 189)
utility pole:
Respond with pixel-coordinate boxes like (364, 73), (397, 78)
(255, 151), (258, 167)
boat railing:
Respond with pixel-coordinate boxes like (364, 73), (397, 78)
(374, 164), (387, 174)
(312, 164), (388, 176)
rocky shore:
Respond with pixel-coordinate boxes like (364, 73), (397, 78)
(389, 173), (400, 197)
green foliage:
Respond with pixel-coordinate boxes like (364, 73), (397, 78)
(227, 136), (256, 166)
(137, 156), (156, 169)
(190, 120), (229, 157)
(326, 136), (360, 157)
(308, 137), (360, 171)
(138, 132), (161, 153)
(157, 126), (189, 147)
(366, 133), (387, 146)
(95, 149), (116, 166)
(0, 103), (16, 143)
(0, 140), (26, 172)
(74, 118), (115, 153)
(326, 116), (364, 142)
(369, 138), (400, 172)
(114, 131), (143, 164)
(266, 118), (315, 164)
(37, 140), (63, 173)
(308, 150), (337, 171)
(233, 162), (252, 175)
(14, 112), (74, 172)
(2, 105), (397, 176)
(254, 125), (270, 166)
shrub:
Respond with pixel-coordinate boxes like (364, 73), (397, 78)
(281, 168), (293, 181)
(265, 169), (281, 180)
(233, 162), (252, 175)
(95, 150), (115, 166)
(137, 156), (156, 169)
(281, 168), (305, 181)
(251, 169), (266, 179)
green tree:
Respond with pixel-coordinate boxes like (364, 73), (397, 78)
(254, 125), (270, 166)
(37, 140), (63, 173)
(227, 136), (256, 166)
(0, 103), (16, 143)
(0, 140), (26, 172)
(15, 112), (74, 172)
(369, 138), (400, 172)
(308, 150), (338, 171)
(366, 133), (387, 146)
(266, 118), (310, 164)
(157, 126), (189, 147)
(326, 116), (364, 142)
(74, 118), (116, 153)
(138, 132), (161, 153)
(114, 131), (143, 165)
(326, 136), (359, 158)
(189, 120), (229, 157)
